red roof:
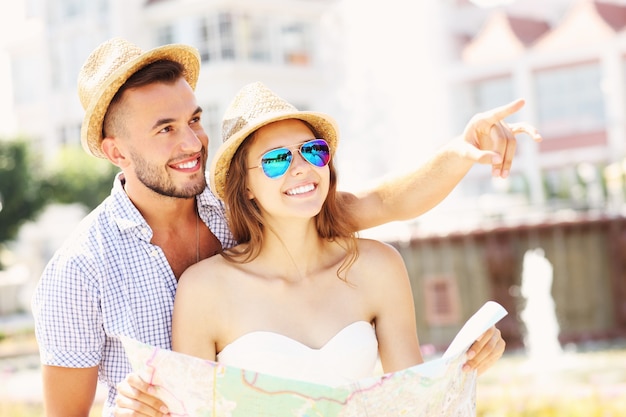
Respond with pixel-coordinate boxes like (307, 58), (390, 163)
(507, 15), (551, 46)
(594, 1), (626, 31)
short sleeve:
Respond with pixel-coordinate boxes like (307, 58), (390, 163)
(32, 251), (104, 368)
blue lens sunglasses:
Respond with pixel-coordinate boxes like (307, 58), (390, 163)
(249, 139), (331, 179)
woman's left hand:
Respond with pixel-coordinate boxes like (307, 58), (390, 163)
(462, 326), (505, 376)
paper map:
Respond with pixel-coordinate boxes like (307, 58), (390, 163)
(121, 301), (507, 417)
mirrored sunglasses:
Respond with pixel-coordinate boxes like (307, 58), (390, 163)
(249, 139), (331, 179)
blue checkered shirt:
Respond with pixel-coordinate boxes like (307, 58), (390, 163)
(31, 174), (236, 415)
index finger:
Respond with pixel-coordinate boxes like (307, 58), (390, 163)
(483, 98), (525, 124)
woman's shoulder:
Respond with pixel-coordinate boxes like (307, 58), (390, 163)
(346, 238), (405, 277)
(355, 238), (403, 260)
(178, 252), (237, 289)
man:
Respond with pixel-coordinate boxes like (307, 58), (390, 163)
(32, 37), (540, 417)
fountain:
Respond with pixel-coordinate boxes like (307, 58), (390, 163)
(478, 248), (626, 415)
(519, 248), (563, 365)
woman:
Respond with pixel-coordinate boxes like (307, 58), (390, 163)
(171, 82), (502, 385)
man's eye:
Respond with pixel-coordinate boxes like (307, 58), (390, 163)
(159, 126), (173, 133)
(190, 116), (201, 124)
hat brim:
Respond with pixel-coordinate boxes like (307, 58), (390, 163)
(210, 111), (339, 200)
(81, 44), (200, 158)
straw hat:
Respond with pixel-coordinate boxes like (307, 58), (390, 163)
(78, 37), (200, 158)
(210, 82), (339, 200)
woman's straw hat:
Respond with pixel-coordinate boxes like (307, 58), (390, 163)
(77, 37), (200, 158)
(210, 82), (339, 200)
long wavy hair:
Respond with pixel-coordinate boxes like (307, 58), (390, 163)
(222, 121), (359, 280)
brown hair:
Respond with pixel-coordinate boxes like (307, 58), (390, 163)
(222, 123), (359, 280)
(103, 60), (185, 138)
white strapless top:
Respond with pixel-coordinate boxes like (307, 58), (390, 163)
(216, 321), (379, 387)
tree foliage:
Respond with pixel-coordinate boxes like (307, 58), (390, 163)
(41, 146), (119, 210)
(0, 138), (47, 245)
(0, 139), (118, 268)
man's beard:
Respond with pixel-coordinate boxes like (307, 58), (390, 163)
(130, 149), (207, 199)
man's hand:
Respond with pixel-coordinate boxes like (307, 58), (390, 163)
(113, 373), (170, 417)
(461, 98), (543, 178)
(337, 98), (543, 230)
(463, 326), (506, 376)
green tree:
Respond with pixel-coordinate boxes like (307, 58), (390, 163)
(0, 138), (47, 250)
(0, 140), (118, 269)
(41, 146), (119, 211)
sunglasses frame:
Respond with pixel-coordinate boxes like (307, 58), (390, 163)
(248, 138), (331, 179)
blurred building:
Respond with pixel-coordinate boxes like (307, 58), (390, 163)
(2, 0), (626, 346)
(0, 0), (345, 315)
(440, 0), (626, 226)
(406, 0), (626, 347)
(4, 0), (626, 223)
(4, 0), (341, 164)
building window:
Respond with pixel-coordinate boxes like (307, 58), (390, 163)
(197, 13), (313, 67)
(198, 13), (236, 62)
(198, 18), (213, 62)
(49, 38), (84, 92)
(452, 77), (515, 133)
(12, 55), (43, 105)
(535, 63), (605, 136)
(156, 25), (174, 45)
(219, 13), (235, 61)
(203, 104), (222, 159)
(423, 275), (462, 326)
(47, 0), (86, 23)
(281, 22), (312, 66)
(57, 123), (81, 147)
(242, 15), (272, 63)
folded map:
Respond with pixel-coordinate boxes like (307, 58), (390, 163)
(121, 300), (507, 416)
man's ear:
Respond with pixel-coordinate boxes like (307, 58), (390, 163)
(101, 137), (129, 169)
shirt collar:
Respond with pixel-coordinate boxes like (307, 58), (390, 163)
(109, 172), (224, 232)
